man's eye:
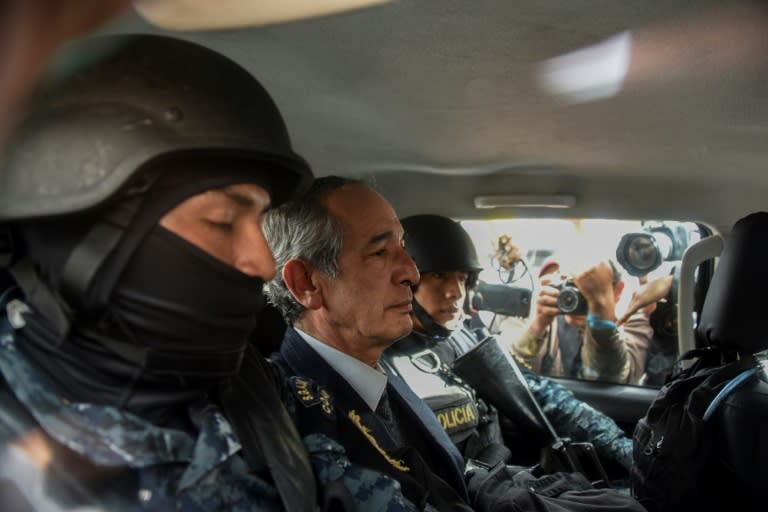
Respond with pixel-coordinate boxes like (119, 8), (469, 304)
(372, 249), (387, 257)
(207, 220), (233, 232)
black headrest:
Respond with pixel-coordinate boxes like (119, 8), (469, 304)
(697, 212), (768, 353)
(249, 299), (288, 357)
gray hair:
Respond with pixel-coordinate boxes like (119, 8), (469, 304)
(264, 176), (362, 324)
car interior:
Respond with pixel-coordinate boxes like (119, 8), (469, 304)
(7, 0), (768, 503)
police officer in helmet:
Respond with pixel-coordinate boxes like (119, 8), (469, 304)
(383, 216), (505, 463)
(384, 214), (634, 472)
(0, 34), (415, 511)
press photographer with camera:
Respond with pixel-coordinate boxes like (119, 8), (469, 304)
(507, 260), (653, 384)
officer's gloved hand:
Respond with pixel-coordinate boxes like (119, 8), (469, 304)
(467, 461), (595, 504)
(465, 462), (494, 503)
(471, 442), (512, 468)
(465, 461), (528, 503)
(510, 470), (593, 497)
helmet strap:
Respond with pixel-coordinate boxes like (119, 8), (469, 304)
(7, 259), (71, 339)
(412, 298), (452, 338)
(59, 192), (146, 313)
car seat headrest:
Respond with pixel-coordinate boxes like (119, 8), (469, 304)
(697, 212), (768, 354)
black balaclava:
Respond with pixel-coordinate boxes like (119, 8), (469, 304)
(16, 158), (277, 418)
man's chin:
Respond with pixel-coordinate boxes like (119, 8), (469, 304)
(390, 319), (414, 343)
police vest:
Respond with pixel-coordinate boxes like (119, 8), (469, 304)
(383, 333), (481, 446)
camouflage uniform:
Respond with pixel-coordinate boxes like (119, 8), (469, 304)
(525, 373), (632, 470)
(0, 315), (421, 511)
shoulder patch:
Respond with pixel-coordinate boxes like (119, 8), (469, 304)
(289, 376), (334, 417)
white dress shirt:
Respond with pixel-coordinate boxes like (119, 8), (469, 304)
(295, 327), (387, 412)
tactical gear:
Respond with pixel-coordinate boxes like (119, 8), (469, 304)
(453, 335), (556, 451)
(383, 329), (508, 468)
(401, 214), (482, 285)
(452, 335), (611, 484)
(1, 34), (312, 316)
(0, 34), (311, 221)
(631, 351), (759, 512)
(0, 315), (289, 510)
(467, 463), (645, 512)
(386, 326), (634, 472)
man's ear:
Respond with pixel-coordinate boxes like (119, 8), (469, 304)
(283, 259), (323, 310)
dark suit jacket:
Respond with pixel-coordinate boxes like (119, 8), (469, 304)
(275, 326), (468, 502)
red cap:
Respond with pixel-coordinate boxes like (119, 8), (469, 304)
(538, 258), (560, 278)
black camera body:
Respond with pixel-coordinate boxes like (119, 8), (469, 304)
(551, 279), (588, 316)
(471, 282), (532, 318)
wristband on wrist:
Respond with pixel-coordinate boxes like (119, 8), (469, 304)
(587, 312), (617, 331)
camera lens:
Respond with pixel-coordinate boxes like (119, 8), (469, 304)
(627, 237), (658, 271)
(557, 288), (581, 313)
(617, 232), (662, 277)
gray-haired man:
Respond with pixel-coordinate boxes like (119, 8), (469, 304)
(264, 176), (646, 512)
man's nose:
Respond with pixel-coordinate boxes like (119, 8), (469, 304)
(396, 247), (420, 287)
(445, 276), (463, 298)
(234, 221), (277, 281)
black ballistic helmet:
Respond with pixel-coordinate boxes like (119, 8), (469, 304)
(402, 214), (482, 287)
(0, 34), (312, 220)
(0, 34), (313, 317)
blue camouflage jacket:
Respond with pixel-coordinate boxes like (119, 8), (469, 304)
(0, 315), (420, 511)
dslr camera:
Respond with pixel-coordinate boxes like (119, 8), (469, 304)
(551, 279), (588, 316)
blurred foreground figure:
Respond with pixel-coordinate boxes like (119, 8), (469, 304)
(0, 0), (131, 150)
(0, 0), (392, 153)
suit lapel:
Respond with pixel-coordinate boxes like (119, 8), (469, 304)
(387, 371), (468, 498)
(279, 327), (468, 499)
(280, 328), (399, 450)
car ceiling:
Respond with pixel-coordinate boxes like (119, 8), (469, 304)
(106, 0), (767, 230)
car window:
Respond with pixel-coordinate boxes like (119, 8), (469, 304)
(461, 218), (706, 387)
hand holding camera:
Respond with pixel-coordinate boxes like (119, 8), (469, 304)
(572, 261), (619, 322)
(530, 261), (618, 338)
(529, 276), (562, 337)
(550, 279), (588, 316)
